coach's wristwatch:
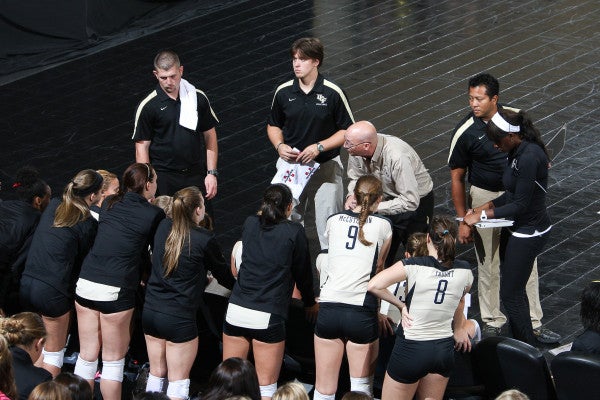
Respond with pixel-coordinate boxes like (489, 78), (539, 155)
(207, 169), (219, 177)
(316, 142), (325, 152)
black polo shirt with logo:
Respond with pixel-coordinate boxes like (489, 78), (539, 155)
(132, 84), (218, 171)
(267, 73), (354, 164)
(447, 105), (516, 192)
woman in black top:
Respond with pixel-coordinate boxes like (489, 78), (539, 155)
(20, 169), (102, 377)
(0, 166), (50, 316)
(223, 184), (318, 399)
(74, 163), (164, 400)
(143, 186), (235, 400)
(464, 108), (553, 345)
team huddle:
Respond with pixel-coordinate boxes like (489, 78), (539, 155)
(0, 37), (558, 400)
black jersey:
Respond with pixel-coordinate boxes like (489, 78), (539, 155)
(22, 198), (97, 297)
(79, 192), (164, 290)
(267, 74), (354, 164)
(228, 215), (316, 319)
(492, 141), (551, 231)
(447, 106), (518, 192)
(132, 84), (219, 171)
(0, 200), (40, 277)
(145, 218), (235, 318)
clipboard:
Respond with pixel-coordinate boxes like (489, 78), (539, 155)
(475, 219), (514, 228)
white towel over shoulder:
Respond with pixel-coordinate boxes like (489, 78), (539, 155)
(179, 78), (198, 130)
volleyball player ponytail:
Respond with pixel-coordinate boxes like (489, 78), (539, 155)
(428, 215), (457, 266)
(53, 169), (103, 228)
(354, 175), (384, 247)
(259, 184), (293, 227)
(163, 186), (203, 277)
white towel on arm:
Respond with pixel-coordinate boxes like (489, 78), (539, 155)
(179, 78), (198, 130)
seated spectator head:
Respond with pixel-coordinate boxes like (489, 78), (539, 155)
(12, 166), (51, 211)
(200, 357), (260, 400)
(340, 391), (372, 400)
(54, 372), (92, 400)
(0, 334), (18, 400)
(405, 232), (428, 258)
(96, 170), (119, 207)
(27, 381), (71, 400)
(581, 280), (600, 333)
(0, 312), (47, 363)
(133, 392), (170, 400)
(153, 195), (173, 218)
(495, 389), (530, 400)
(272, 382), (309, 400)
(259, 184), (293, 226)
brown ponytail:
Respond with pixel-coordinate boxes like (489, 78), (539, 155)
(54, 169), (102, 227)
(427, 215), (458, 266)
(353, 175), (383, 246)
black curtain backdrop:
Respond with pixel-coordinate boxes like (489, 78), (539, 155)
(0, 0), (242, 81)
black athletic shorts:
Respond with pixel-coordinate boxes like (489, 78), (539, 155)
(387, 335), (455, 384)
(75, 288), (135, 314)
(315, 302), (378, 344)
(223, 314), (286, 344)
(142, 308), (198, 343)
(20, 276), (71, 318)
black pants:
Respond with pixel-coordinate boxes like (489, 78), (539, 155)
(499, 228), (550, 345)
(385, 190), (434, 267)
(155, 169), (214, 220)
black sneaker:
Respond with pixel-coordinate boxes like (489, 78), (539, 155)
(482, 324), (502, 337)
(533, 327), (561, 344)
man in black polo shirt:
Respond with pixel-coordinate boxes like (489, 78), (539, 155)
(448, 73), (559, 343)
(133, 50), (219, 203)
(267, 37), (355, 251)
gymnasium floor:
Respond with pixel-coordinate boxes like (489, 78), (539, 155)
(1, 0), (598, 364)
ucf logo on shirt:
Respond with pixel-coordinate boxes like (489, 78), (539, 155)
(316, 94), (328, 106)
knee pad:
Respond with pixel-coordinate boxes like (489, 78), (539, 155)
(166, 378), (190, 399)
(146, 373), (166, 393)
(260, 382), (277, 398)
(313, 388), (335, 400)
(350, 375), (373, 396)
(101, 358), (125, 382)
(74, 356), (98, 380)
(42, 347), (65, 368)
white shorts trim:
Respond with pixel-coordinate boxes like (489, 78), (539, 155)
(226, 303), (270, 329)
(76, 278), (120, 302)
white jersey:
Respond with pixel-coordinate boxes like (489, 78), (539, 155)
(403, 256), (473, 341)
(319, 211), (392, 310)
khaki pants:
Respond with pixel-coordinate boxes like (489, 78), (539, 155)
(470, 185), (543, 328)
(281, 156), (344, 250)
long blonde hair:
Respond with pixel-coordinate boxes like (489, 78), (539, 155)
(54, 169), (102, 227)
(354, 175), (383, 246)
(163, 186), (204, 277)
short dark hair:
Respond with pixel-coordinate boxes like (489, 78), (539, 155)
(581, 281), (600, 332)
(154, 50), (180, 71)
(13, 166), (48, 204)
(468, 73), (499, 98)
(290, 37), (324, 67)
